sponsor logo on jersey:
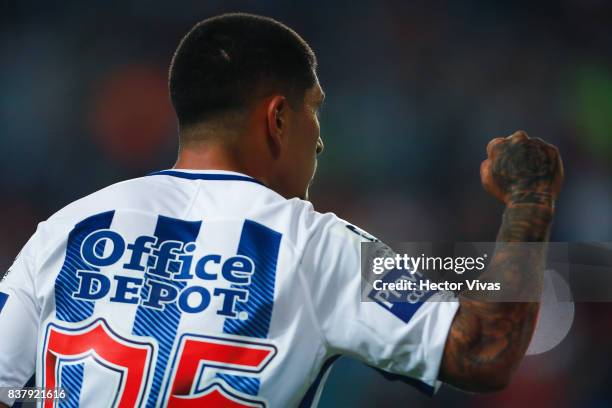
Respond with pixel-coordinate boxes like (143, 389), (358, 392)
(72, 228), (255, 319)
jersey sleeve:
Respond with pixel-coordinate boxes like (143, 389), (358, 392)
(0, 230), (41, 406)
(299, 215), (459, 393)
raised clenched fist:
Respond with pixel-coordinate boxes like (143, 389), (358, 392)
(480, 130), (564, 206)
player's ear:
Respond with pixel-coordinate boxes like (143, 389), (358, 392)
(265, 95), (287, 159)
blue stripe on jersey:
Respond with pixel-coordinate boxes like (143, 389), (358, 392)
(0, 292), (8, 314)
(55, 211), (114, 322)
(60, 364), (85, 408)
(218, 220), (281, 396)
(55, 211), (115, 407)
(148, 170), (265, 186)
(132, 216), (202, 408)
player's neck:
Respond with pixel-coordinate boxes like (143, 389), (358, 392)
(175, 145), (245, 172)
(173, 144), (269, 184)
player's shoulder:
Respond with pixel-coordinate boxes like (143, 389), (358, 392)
(44, 174), (195, 227)
(283, 198), (379, 251)
(26, 177), (148, 246)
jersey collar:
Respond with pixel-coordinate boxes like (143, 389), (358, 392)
(147, 169), (265, 186)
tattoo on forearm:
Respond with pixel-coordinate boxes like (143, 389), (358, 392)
(441, 203), (553, 390)
(440, 132), (562, 390)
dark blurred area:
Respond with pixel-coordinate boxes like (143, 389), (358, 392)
(1, 0), (611, 406)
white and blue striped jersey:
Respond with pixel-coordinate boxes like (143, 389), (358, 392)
(0, 169), (459, 407)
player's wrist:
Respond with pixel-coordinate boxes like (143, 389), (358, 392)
(506, 188), (555, 210)
(504, 201), (555, 230)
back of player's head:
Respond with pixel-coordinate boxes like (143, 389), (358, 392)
(169, 13), (317, 131)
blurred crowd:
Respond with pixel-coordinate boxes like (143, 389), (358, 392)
(1, 0), (611, 406)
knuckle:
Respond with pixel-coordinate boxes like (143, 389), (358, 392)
(508, 130), (529, 141)
(514, 130), (529, 138)
(486, 138), (505, 154)
(480, 159), (490, 173)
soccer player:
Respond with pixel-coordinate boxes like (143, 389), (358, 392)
(0, 13), (563, 408)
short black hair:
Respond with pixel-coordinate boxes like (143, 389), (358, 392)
(169, 13), (317, 127)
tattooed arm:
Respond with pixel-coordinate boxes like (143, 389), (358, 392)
(439, 131), (564, 392)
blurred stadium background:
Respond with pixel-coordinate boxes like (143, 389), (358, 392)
(2, 0), (612, 406)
